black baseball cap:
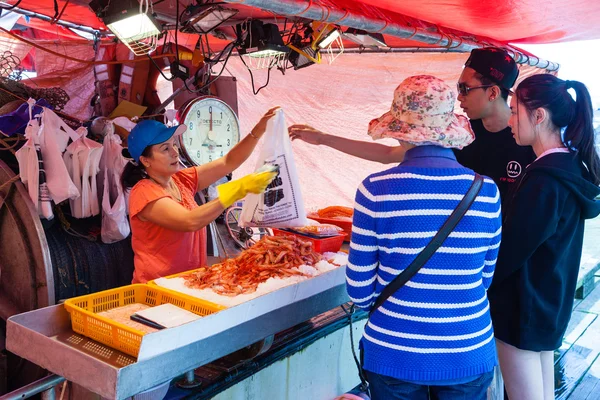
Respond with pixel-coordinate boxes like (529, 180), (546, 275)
(465, 47), (519, 91)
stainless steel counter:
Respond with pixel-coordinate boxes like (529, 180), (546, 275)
(7, 267), (349, 399)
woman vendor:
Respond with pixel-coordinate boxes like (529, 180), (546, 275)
(121, 107), (279, 283)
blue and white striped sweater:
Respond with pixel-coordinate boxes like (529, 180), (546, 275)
(347, 162), (502, 383)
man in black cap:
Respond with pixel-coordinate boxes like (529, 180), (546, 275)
(454, 47), (535, 204)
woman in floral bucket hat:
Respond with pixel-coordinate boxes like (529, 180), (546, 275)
(343, 75), (502, 400)
(367, 75), (474, 148)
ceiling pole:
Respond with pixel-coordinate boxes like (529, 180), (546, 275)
(0, 2), (105, 36)
(222, 0), (559, 71)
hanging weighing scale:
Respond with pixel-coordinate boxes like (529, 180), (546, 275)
(176, 96), (268, 250)
(176, 96), (241, 166)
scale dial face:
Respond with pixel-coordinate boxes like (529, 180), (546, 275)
(178, 97), (240, 166)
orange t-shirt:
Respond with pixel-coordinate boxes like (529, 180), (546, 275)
(129, 168), (207, 283)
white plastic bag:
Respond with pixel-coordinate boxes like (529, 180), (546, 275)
(101, 169), (130, 243)
(15, 99), (53, 219)
(15, 105), (40, 209)
(63, 129), (103, 218)
(38, 108), (80, 204)
(240, 109), (308, 228)
(100, 129), (130, 243)
(96, 118), (132, 207)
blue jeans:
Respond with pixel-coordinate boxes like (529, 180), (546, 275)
(365, 370), (494, 400)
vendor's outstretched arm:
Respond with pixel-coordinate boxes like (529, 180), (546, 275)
(139, 198), (225, 232)
(138, 170), (276, 232)
(195, 106), (280, 191)
(289, 124), (406, 164)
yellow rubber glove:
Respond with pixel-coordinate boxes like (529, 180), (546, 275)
(217, 170), (277, 208)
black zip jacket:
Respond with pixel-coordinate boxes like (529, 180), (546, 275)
(488, 151), (600, 351)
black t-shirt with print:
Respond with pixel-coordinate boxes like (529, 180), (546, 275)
(453, 119), (536, 209)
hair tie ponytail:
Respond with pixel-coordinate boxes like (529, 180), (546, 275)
(516, 74), (599, 185)
(121, 157), (148, 192)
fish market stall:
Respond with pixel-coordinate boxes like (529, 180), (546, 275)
(5, 225), (366, 399)
(1, 0), (598, 399)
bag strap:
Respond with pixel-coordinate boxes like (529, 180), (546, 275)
(368, 173), (484, 316)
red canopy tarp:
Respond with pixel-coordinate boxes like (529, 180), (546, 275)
(0, 1), (562, 208)
(356, 0), (600, 44)
(5, 0), (600, 44)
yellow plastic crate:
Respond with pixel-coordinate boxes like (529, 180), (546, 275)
(64, 284), (223, 357)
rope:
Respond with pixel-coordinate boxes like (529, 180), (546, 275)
(0, 135), (20, 154)
(0, 27), (176, 65)
(402, 25), (419, 40)
(55, 205), (98, 242)
(0, 174), (18, 213)
(0, 0), (22, 11)
(435, 26), (462, 50)
(320, 4), (331, 21)
(136, 113), (167, 120)
(330, 9), (350, 24)
(373, 20), (389, 34)
(0, 173), (19, 193)
(446, 35), (464, 50)
(432, 30), (451, 46)
(296, 0), (313, 16)
(50, 0), (70, 25)
(0, 85), (84, 124)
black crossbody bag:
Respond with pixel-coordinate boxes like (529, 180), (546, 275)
(350, 174), (484, 393)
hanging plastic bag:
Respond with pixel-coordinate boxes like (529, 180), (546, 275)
(15, 101), (40, 209)
(63, 129), (103, 218)
(97, 118), (132, 208)
(38, 108), (80, 204)
(101, 169), (130, 243)
(100, 128), (130, 243)
(14, 99), (53, 219)
(240, 108), (308, 228)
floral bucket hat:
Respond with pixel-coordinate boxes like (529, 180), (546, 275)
(368, 75), (474, 149)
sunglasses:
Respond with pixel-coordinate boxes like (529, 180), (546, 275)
(456, 82), (494, 96)
(456, 82), (515, 97)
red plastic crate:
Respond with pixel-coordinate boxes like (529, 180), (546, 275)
(271, 228), (345, 253)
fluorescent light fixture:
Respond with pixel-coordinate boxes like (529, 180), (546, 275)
(181, 5), (238, 34)
(236, 20), (289, 58)
(288, 45), (318, 70)
(235, 20), (288, 70)
(311, 22), (344, 65)
(107, 13), (160, 43)
(90, 0), (162, 55)
(317, 28), (341, 49)
(343, 28), (387, 47)
(244, 49), (286, 58)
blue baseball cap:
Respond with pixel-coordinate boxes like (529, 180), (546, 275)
(127, 120), (186, 162)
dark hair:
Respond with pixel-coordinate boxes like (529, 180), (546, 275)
(516, 74), (600, 185)
(121, 146), (153, 191)
(474, 72), (510, 101)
